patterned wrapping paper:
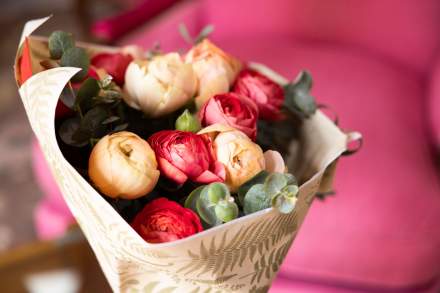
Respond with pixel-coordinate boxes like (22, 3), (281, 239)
(15, 17), (359, 293)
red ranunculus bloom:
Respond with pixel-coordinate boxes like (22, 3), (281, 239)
(233, 69), (284, 121)
(148, 130), (225, 185)
(199, 93), (259, 140)
(91, 52), (133, 86)
(132, 198), (203, 243)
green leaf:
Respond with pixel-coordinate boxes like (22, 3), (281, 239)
(238, 171), (270, 205)
(272, 192), (297, 214)
(175, 109), (201, 133)
(178, 23), (193, 45)
(73, 106), (107, 141)
(102, 116), (120, 125)
(112, 123), (129, 132)
(285, 173), (298, 186)
(48, 31), (74, 59)
(58, 117), (88, 147)
(185, 185), (205, 211)
(264, 173), (287, 197)
(284, 70), (317, 118)
(195, 25), (215, 44)
(202, 182), (229, 204)
(196, 194), (221, 227)
(99, 75), (113, 89)
(59, 86), (75, 109)
(243, 184), (271, 215)
(76, 78), (100, 111)
(214, 199), (238, 222)
(60, 47), (90, 82)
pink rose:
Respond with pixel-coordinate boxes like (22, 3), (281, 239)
(233, 69), (284, 121)
(148, 130), (225, 185)
(199, 93), (258, 140)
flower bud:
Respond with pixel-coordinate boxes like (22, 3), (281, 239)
(198, 124), (265, 192)
(185, 39), (241, 108)
(124, 53), (197, 117)
(88, 131), (159, 199)
(175, 109), (201, 133)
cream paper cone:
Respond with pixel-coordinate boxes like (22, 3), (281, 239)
(15, 17), (361, 293)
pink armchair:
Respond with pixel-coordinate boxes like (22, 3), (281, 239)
(32, 0), (440, 291)
(115, 0), (440, 291)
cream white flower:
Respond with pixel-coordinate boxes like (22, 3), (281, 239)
(198, 124), (265, 192)
(88, 131), (160, 199)
(185, 39), (241, 108)
(123, 53), (197, 117)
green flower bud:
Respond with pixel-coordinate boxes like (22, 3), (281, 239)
(48, 31), (75, 59)
(215, 198), (238, 222)
(175, 109), (201, 133)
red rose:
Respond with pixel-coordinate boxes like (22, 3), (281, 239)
(233, 69), (284, 121)
(148, 130), (225, 185)
(91, 52), (133, 86)
(199, 93), (258, 140)
(132, 198), (203, 243)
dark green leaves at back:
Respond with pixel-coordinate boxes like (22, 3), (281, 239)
(48, 31), (74, 59)
(284, 70), (317, 118)
(60, 47), (90, 82)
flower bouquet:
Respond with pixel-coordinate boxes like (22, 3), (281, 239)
(15, 17), (360, 292)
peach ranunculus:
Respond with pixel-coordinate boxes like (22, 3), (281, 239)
(198, 124), (265, 192)
(185, 39), (241, 108)
(123, 53), (197, 117)
(88, 131), (160, 199)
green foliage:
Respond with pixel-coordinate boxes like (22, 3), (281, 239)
(60, 47), (90, 82)
(240, 172), (299, 214)
(178, 23), (215, 45)
(284, 70), (317, 118)
(175, 109), (201, 133)
(185, 182), (238, 227)
(58, 75), (128, 148)
(48, 31), (74, 59)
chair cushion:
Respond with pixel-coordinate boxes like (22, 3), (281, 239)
(213, 35), (440, 289)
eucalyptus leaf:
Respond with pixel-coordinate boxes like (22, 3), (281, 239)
(184, 185), (204, 211)
(73, 106), (108, 141)
(48, 31), (74, 59)
(272, 193), (297, 214)
(60, 47), (90, 82)
(204, 182), (229, 204)
(58, 117), (88, 147)
(214, 199), (238, 222)
(112, 123), (129, 132)
(264, 173), (287, 196)
(76, 78), (100, 111)
(243, 184), (271, 215)
(59, 86), (75, 109)
(238, 170), (270, 205)
(195, 25), (214, 44)
(196, 195), (221, 226)
(102, 116), (120, 125)
(178, 23), (193, 44)
(284, 70), (317, 118)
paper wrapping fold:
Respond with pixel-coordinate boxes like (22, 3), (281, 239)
(15, 17), (359, 293)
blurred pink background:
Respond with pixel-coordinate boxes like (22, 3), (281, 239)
(2, 0), (440, 292)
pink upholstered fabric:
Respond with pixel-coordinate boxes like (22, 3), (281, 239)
(201, 0), (440, 74)
(429, 59), (440, 150)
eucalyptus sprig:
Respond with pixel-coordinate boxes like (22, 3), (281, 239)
(238, 171), (299, 214)
(185, 182), (238, 228)
(58, 75), (128, 148)
(283, 70), (317, 118)
(178, 23), (215, 45)
(47, 30), (90, 82)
